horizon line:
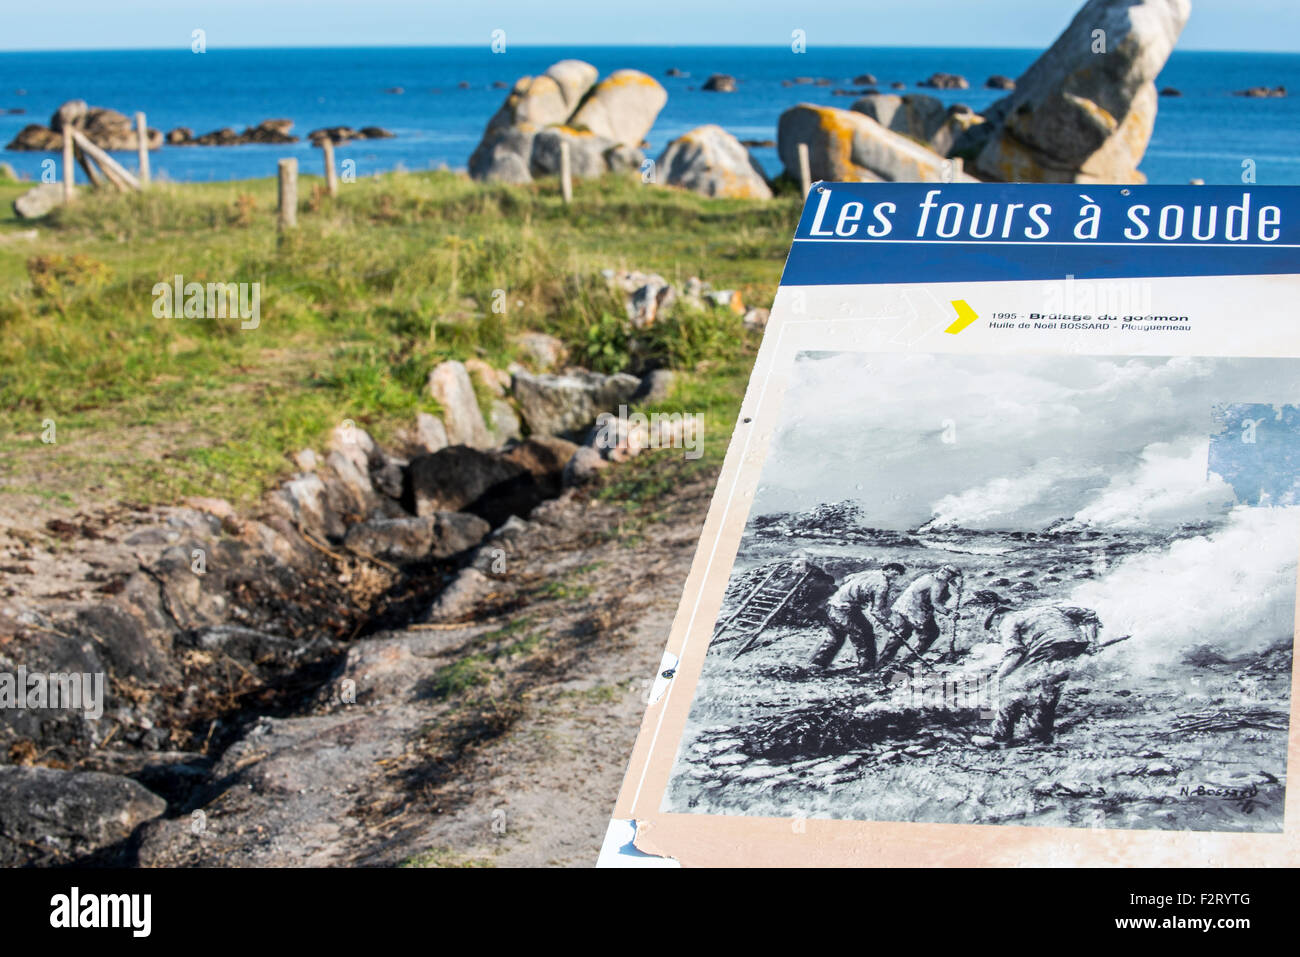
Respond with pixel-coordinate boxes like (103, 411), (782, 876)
(2, 42), (1296, 55)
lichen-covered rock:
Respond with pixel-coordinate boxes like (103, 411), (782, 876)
(930, 107), (987, 157)
(568, 70), (667, 146)
(468, 61), (663, 183)
(468, 60), (600, 182)
(655, 124), (772, 199)
(777, 103), (977, 183)
(974, 0), (1190, 184)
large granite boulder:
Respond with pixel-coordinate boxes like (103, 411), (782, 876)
(850, 93), (947, 142)
(531, 126), (625, 179)
(469, 125), (536, 184)
(570, 70), (667, 146)
(778, 103), (978, 183)
(468, 60), (599, 182)
(931, 106), (988, 157)
(974, 0), (1191, 183)
(655, 125), (772, 199)
(468, 60), (663, 184)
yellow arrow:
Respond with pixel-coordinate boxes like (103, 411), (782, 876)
(944, 299), (979, 335)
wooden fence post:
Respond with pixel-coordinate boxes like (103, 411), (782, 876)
(135, 112), (150, 186)
(559, 140), (573, 205)
(797, 142), (812, 196)
(62, 130), (75, 202)
(278, 158), (298, 230)
(70, 130), (141, 191)
(321, 138), (338, 198)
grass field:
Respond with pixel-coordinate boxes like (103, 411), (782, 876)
(0, 168), (799, 508)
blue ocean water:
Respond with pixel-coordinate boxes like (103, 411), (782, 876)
(1, 46), (1298, 185)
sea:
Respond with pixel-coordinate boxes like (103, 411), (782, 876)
(1, 46), (1298, 185)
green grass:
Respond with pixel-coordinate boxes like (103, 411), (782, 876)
(0, 170), (797, 506)
(399, 847), (496, 868)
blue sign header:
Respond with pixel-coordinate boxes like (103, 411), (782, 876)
(781, 183), (1300, 285)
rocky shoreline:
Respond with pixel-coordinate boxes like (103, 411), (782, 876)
(5, 102), (395, 153)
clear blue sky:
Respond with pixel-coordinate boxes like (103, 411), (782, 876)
(5, 0), (1299, 52)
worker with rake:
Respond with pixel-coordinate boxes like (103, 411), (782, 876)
(877, 564), (965, 670)
(970, 592), (1128, 748)
(809, 562), (907, 673)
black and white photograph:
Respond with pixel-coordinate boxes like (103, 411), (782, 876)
(665, 350), (1300, 832)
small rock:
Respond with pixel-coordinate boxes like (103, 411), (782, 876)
(512, 331), (567, 371)
(0, 766), (166, 866)
(425, 567), (495, 622)
(404, 446), (527, 524)
(327, 422), (375, 475)
(919, 71), (969, 90)
(464, 358), (507, 398)
(415, 412), (449, 453)
(563, 446), (608, 486)
(634, 369), (676, 405)
(628, 278), (677, 328)
(512, 368), (641, 437)
(13, 183), (64, 219)
(701, 73), (737, 93)
(182, 497), (236, 521)
(488, 398), (522, 444)
(343, 513), (489, 563)
(428, 360), (492, 449)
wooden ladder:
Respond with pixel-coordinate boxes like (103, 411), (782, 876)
(722, 568), (812, 660)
